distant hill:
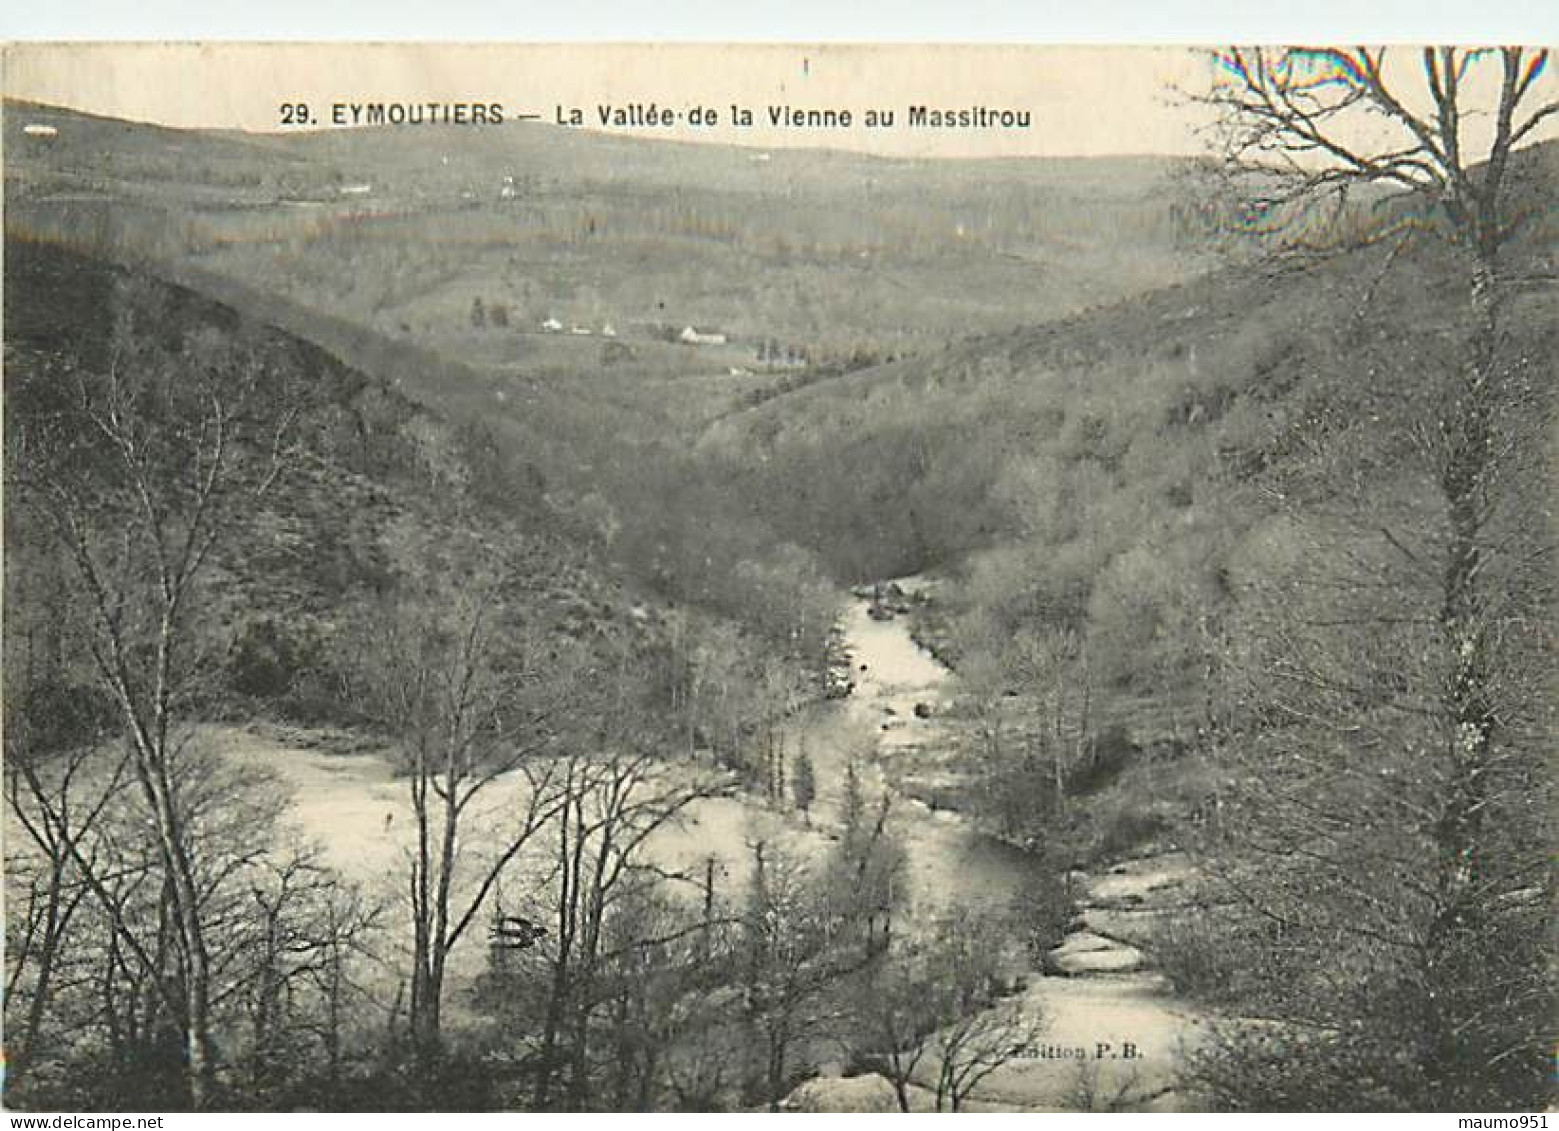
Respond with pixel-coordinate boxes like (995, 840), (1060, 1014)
(10, 100), (1549, 748)
(701, 139), (1556, 542)
(2, 238), (646, 723)
(3, 98), (1224, 644)
(693, 139), (1557, 715)
(4, 98), (1209, 435)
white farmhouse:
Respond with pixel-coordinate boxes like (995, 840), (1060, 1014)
(679, 326), (727, 346)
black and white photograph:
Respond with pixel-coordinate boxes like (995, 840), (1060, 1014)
(0, 39), (1554, 1115)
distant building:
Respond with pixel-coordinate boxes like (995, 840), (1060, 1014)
(23, 123), (59, 139)
(541, 317), (564, 332)
(680, 326), (727, 346)
(338, 183), (373, 196)
(757, 340), (808, 371)
(601, 324), (618, 338)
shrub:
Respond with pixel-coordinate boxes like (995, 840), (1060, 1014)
(1067, 724), (1135, 794)
(1091, 806), (1169, 862)
(227, 617), (320, 703)
(13, 677), (117, 753)
(1151, 908), (1244, 1004)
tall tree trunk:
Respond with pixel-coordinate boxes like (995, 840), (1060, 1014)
(533, 964), (567, 1109)
(132, 735), (215, 1110)
(1422, 249), (1502, 1096)
(7, 863), (73, 1093)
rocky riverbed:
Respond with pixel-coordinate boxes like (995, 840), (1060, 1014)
(786, 579), (1206, 1112)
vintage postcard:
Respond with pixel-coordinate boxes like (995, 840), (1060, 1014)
(1, 42), (1553, 1116)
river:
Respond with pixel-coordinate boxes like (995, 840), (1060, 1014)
(795, 591), (1049, 915)
(781, 580), (1205, 1111)
(213, 578), (1202, 1110)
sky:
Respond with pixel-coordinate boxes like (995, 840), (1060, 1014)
(3, 43), (1554, 162)
(2, 44), (1225, 159)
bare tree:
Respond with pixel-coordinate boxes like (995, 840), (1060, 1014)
(5, 283), (309, 1108)
(824, 786), (906, 960)
(1198, 49), (1554, 267)
(928, 1000), (1043, 1112)
(3, 745), (126, 1094)
(1183, 48), (1556, 1108)
(231, 846), (382, 1102)
(739, 841), (846, 1109)
(855, 913), (1040, 1112)
(850, 948), (931, 1112)
(584, 877), (741, 1110)
(349, 573), (573, 1068)
(960, 627), (1087, 839)
(523, 747), (713, 1109)
(3, 718), (374, 1109)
